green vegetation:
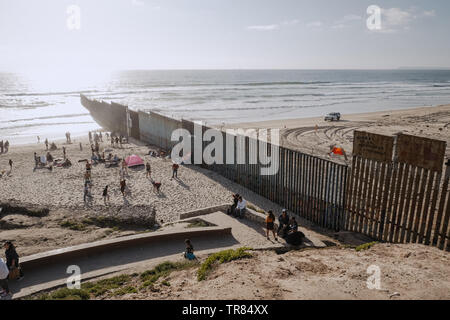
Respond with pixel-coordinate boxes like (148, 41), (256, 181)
(36, 275), (134, 300)
(161, 280), (171, 287)
(186, 218), (215, 228)
(82, 275), (132, 297)
(140, 261), (198, 290)
(247, 204), (265, 214)
(355, 241), (378, 252)
(59, 220), (86, 231)
(197, 247), (253, 281)
(37, 288), (90, 300)
(31, 250), (254, 300)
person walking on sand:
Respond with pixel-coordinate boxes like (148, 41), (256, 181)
(62, 146), (66, 160)
(8, 159), (13, 172)
(37, 136), (40, 144)
(121, 160), (128, 175)
(45, 138), (49, 151)
(146, 162), (151, 178)
(83, 184), (89, 204)
(120, 179), (127, 196)
(172, 162), (179, 179)
(102, 185), (110, 206)
(88, 131), (92, 143)
(0, 140), (3, 154)
(4, 141), (9, 153)
(79, 142), (83, 151)
(266, 211), (278, 241)
(34, 152), (39, 170)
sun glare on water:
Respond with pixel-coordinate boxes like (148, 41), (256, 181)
(19, 67), (114, 93)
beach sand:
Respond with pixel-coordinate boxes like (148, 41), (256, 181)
(221, 104), (450, 164)
(125, 243), (450, 300)
(0, 134), (304, 256)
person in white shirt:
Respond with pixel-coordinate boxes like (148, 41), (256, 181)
(0, 258), (10, 297)
(235, 196), (247, 219)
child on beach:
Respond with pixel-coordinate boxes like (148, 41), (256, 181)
(8, 159), (12, 172)
(184, 239), (196, 260)
(172, 163), (179, 178)
(266, 211), (278, 241)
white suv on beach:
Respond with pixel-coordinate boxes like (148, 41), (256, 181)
(324, 112), (341, 121)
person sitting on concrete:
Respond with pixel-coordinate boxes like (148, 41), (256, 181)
(277, 209), (290, 236)
(234, 196), (247, 218)
(0, 258), (11, 299)
(184, 239), (196, 260)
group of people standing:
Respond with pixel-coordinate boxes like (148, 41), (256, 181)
(266, 209), (301, 243)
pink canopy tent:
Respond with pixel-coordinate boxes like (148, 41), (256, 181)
(125, 155), (144, 167)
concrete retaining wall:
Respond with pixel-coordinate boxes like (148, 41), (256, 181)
(20, 227), (231, 270)
(179, 204), (230, 220)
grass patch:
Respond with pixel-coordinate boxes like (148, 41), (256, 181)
(36, 288), (90, 300)
(355, 241), (378, 252)
(161, 280), (171, 287)
(186, 218), (215, 229)
(59, 220), (86, 231)
(114, 286), (138, 296)
(247, 204), (265, 214)
(197, 247), (253, 281)
(82, 275), (132, 297)
(139, 261), (198, 290)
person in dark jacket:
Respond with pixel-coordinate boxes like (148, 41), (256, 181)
(277, 209), (290, 237)
(289, 217), (298, 233)
(3, 241), (24, 280)
(228, 193), (239, 215)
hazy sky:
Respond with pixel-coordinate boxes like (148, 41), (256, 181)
(0, 0), (449, 71)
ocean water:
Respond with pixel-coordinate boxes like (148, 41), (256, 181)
(1, 69), (450, 144)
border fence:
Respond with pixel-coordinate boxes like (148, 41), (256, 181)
(80, 95), (449, 251)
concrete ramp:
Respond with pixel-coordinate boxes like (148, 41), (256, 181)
(11, 226), (235, 299)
